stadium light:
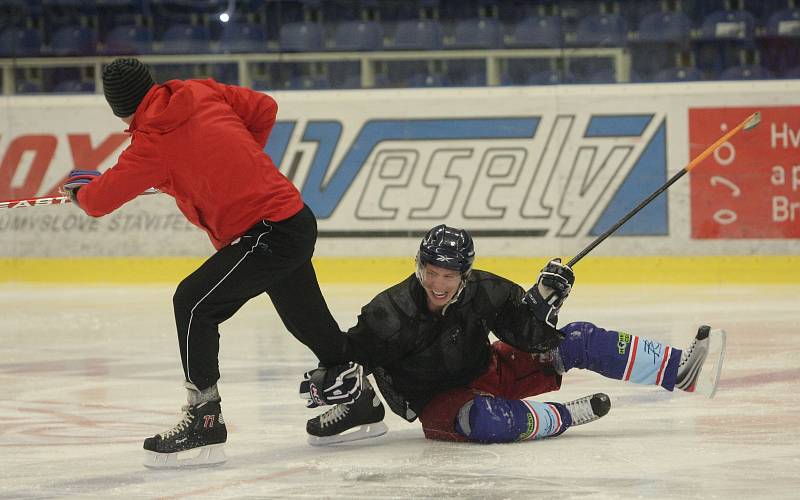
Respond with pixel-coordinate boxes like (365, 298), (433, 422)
(219, 0), (236, 23)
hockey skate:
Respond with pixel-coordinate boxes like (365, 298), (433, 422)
(675, 325), (727, 398)
(307, 385), (388, 446)
(143, 400), (227, 469)
(564, 393), (611, 426)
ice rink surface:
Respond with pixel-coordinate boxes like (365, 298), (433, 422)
(2, 281), (799, 499)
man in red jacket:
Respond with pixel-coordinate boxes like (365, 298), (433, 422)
(62, 58), (358, 468)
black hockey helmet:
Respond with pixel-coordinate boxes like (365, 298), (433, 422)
(416, 224), (475, 275)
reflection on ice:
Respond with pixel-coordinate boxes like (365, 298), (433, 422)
(2, 283), (799, 498)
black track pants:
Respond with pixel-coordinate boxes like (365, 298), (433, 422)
(172, 205), (346, 391)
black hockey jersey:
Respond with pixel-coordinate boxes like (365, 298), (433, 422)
(342, 270), (562, 420)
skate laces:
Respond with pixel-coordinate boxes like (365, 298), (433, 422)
(319, 403), (351, 428)
(565, 396), (596, 425)
(160, 405), (194, 439)
(680, 338), (698, 366)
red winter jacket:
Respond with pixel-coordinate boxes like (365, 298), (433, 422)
(77, 79), (304, 250)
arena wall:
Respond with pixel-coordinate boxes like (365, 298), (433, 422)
(1, 81), (798, 283)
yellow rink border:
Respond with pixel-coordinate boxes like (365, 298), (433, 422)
(1, 255), (799, 284)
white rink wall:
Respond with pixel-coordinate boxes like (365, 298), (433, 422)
(1, 81), (799, 261)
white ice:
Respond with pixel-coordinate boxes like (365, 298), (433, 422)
(2, 282), (799, 499)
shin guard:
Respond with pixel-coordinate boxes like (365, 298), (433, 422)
(455, 395), (571, 443)
(558, 321), (682, 390)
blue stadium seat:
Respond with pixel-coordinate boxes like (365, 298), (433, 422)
(337, 72), (390, 89)
(587, 68), (617, 83)
(49, 25), (96, 56)
(407, 72), (448, 87)
(150, 63), (203, 82)
(652, 66), (703, 82)
(102, 24), (153, 55)
(618, 0), (663, 29)
(391, 20), (443, 50)
(326, 61), (360, 88)
(460, 71), (487, 87)
(339, 73), (363, 89)
(385, 60), (429, 86)
(575, 13), (628, 47)
(744, 0), (791, 24)
(450, 18), (502, 49)
(525, 69), (575, 85)
(96, 0), (138, 7)
(218, 23), (267, 53)
(443, 58), (487, 86)
(279, 22), (323, 52)
(102, 2), (153, 29)
(784, 65), (800, 78)
(766, 8), (800, 37)
(759, 9), (800, 77)
(0, 27), (42, 57)
(208, 63), (239, 84)
(507, 16), (562, 48)
(42, 0), (95, 9)
(251, 78), (272, 91)
(700, 10), (756, 41)
(157, 24), (211, 54)
(16, 80), (43, 94)
(683, 0), (728, 26)
(719, 64), (774, 80)
(53, 79), (95, 93)
(638, 11), (692, 43)
(631, 11), (692, 79)
(42, 0), (98, 33)
(333, 20), (383, 51)
(559, 0), (604, 33)
(285, 74), (330, 90)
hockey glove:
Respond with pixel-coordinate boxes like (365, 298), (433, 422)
(61, 169), (100, 205)
(299, 362), (364, 408)
(523, 258), (575, 329)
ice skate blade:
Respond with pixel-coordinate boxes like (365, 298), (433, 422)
(693, 328), (727, 399)
(143, 443), (227, 469)
(308, 422), (389, 446)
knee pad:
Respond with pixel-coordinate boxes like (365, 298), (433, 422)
(455, 395), (567, 443)
(557, 321), (597, 372)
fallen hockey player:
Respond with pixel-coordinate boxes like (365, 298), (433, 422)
(300, 224), (726, 445)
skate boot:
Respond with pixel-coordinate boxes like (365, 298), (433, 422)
(143, 400), (227, 468)
(564, 393), (611, 426)
(675, 325), (727, 398)
(307, 384), (388, 446)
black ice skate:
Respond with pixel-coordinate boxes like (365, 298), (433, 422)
(675, 325), (727, 398)
(143, 400), (227, 468)
(307, 386), (388, 446)
(564, 393), (611, 426)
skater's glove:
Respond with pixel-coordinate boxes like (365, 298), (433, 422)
(523, 258), (575, 329)
(61, 169), (100, 204)
(300, 362), (364, 408)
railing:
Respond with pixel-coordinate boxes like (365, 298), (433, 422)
(0, 47), (630, 95)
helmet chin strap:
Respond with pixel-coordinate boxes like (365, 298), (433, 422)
(440, 278), (467, 315)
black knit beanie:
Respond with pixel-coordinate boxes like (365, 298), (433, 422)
(102, 58), (155, 118)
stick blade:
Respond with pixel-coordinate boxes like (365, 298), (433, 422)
(743, 111), (761, 131)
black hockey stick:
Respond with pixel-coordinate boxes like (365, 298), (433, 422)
(567, 111), (762, 267)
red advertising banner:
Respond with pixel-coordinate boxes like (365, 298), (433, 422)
(690, 106), (800, 239)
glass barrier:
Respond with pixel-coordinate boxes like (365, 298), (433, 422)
(0, 0), (798, 94)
